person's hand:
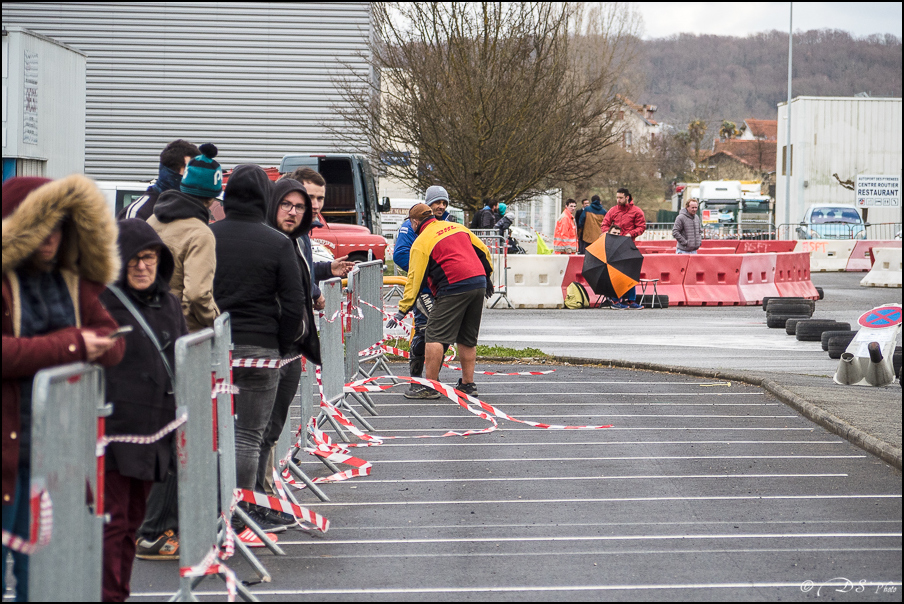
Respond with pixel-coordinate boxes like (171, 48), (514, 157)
(485, 279), (495, 299)
(331, 255), (355, 278)
(81, 329), (117, 362)
(313, 294), (325, 311)
(385, 311), (405, 330)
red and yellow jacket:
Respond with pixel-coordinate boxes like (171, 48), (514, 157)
(399, 217), (493, 315)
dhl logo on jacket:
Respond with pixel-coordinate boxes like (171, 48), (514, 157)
(398, 217), (493, 315)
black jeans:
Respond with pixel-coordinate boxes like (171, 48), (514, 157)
(232, 345), (281, 490)
(255, 358), (302, 493)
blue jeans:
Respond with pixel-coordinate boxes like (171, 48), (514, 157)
(1, 470), (31, 602)
(676, 248), (697, 254)
(232, 345), (281, 490)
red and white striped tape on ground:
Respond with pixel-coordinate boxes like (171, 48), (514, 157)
(235, 488), (330, 534)
(1, 489), (52, 555)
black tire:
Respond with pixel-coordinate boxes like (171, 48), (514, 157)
(785, 318), (805, 336)
(763, 296), (811, 312)
(640, 294), (669, 309)
(893, 347), (902, 379)
(815, 286), (824, 300)
(767, 301), (815, 316)
(796, 320), (851, 342)
(766, 313), (810, 329)
(821, 329), (857, 351)
(828, 334), (857, 358)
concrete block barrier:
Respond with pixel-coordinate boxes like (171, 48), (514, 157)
(683, 254), (743, 306)
(775, 252), (819, 298)
(737, 240), (797, 254)
(507, 254), (569, 308)
(796, 240), (857, 272)
(860, 248), (903, 288)
(846, 240), (901, 272)
(638, 254), (689, 306)
(737, 253), (780, 305)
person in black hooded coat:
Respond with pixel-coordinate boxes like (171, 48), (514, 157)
(98, 218), (188, 602)
(210, 164), (306, 535)
(253, 178), (322, 507)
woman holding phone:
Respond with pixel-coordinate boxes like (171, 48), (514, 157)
(98, 219), (187, 602)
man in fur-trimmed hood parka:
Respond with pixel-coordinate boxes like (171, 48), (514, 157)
(2, 175), (125, 600)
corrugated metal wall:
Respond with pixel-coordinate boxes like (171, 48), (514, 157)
(3, 2), (372, 180)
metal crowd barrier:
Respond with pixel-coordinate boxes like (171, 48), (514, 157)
(320, 277), (374, 442)
(349, 259), (398, 382)
(212, 314), (275, 586)
(28, 362), (106, 602)
(471, 228), (513, 308)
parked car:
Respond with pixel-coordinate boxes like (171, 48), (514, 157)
(796, 205), (867, 239)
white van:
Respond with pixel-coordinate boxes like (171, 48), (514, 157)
(94, 180), (152, 216)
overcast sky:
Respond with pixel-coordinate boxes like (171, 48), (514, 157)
(636, 2), (902, 40)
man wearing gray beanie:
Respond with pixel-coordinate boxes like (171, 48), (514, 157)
(392, 186), (453, 398)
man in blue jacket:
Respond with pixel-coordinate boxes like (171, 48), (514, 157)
(393, 186), (451, 399)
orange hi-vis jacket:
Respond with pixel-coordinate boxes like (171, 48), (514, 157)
(553, 210), (577, 253)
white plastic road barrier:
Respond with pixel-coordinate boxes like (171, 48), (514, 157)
(860, 248), (903, 288)
(505, 254), (569, 308)
(796, 240), (857, 272)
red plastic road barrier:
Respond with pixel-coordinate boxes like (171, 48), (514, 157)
(561, 255), (593, 299)
(699, 240), (740, 252)
(846, 240), (901, 272)
(774, 252), (818, 298)
(637, 254), (689, 305)
(736, 240), (797, 254)
(697, 246), (739, 254)
(683, 254), (743, 306)
(737, 253), (779, 305)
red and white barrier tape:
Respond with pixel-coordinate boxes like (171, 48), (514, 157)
(234, 488), (329, 533)
(96, 413), (188, 457)
(1, 489), (52, 555)
(179, 547), (237, 602)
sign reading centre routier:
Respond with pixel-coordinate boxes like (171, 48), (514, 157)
(855, 174), (901, 208)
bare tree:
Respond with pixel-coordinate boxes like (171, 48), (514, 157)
(333, 2), (642, 211)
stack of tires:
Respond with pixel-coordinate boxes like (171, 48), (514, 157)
(765, 295), (902, 385)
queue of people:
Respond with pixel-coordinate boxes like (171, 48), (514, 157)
(1, 137), (362, 601)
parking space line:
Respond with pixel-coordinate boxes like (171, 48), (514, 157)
(345, 473), (848, 485)
(133, 581), (904, 597)
(298, 439), (846, 448)
(306, 494), (899, 507)
(300, 455), (865, 464)
(321, 519), (903, 531)
(363, 414), (798, 419)
(270, 531), (901, 546)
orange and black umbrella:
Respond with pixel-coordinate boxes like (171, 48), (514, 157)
(581, 234), (644, 299)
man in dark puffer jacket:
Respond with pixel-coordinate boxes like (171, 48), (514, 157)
(210, 164), (306, 537)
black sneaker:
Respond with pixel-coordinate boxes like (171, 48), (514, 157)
(403, 384), (441, 399)
(248, 508), (288, 533)
(264, 508), (297, 527)
(455, 379), (478, 398)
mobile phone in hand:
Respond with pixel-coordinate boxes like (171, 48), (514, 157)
(109, 325), (134, 339)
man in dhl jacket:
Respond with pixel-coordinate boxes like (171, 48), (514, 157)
(389, 203), (493, 397)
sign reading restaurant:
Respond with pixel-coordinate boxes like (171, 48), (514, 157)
(855, 174), (901, 208)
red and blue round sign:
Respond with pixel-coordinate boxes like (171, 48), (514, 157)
(858, 305), (902, 328)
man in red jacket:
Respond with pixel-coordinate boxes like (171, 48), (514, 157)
(602, 188), (646, 239)
(2, 175), (125, 600)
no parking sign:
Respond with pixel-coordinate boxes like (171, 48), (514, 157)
(858, 305), (902, 329)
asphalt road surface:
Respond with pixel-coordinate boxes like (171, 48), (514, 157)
(129, 362), (902, 601)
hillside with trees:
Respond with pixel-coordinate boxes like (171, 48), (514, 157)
(637, 29), (902, 126)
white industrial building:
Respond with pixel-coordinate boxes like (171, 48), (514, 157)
(2, 27), (87, 180)
(2, 2), (372, 180)
(775, 96), (902, 229)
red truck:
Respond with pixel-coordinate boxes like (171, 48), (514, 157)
(219, 154), (389, 261)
